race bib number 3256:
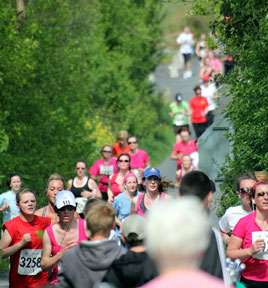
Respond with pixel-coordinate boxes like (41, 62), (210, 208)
(18, 249), (42, 276)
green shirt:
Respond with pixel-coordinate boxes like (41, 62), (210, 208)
(169, 100), (189, 126)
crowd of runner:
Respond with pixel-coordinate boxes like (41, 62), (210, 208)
(0, 29), (266, 288)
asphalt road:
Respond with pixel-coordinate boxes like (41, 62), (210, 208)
(154, 59), (220, 227)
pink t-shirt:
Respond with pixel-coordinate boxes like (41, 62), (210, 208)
(209, 58), (222, 72)
(129, 149), (149, 170)
(88, 158), (117, 193)
(173, 140), (197, 167)
(232, 211), (268, 282)
(141, 270), (226, 288)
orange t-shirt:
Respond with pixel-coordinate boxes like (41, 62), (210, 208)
(112, 142), (130, 157)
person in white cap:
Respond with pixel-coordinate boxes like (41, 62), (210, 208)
(57, 200), (126, 288)
(41, 190), (88, 285)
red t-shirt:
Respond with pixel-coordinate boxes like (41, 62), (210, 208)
(173, 140), (197, 167)
(3, 215), (51, 288)
(112, 142), (130, 157)
(190, 96), (209, 123)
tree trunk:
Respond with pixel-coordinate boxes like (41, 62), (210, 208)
(16, 0), (25, 23)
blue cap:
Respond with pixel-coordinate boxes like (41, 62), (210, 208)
(144, 167), (161, 179)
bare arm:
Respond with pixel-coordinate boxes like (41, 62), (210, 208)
(174, 170), (181, 188)
(66, 179), (72, 191)
(226, 235), (265, 261)
(107, 175), (114, 204)
(81, 179), (101, 199)
(130, 197), (138, 214)
(0, 230), (31, 259)
(170, 151), (182, 160)
(221, 231), (231, 245)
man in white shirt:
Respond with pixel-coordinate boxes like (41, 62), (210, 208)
(200, 75), (217, 127)
(219, 172), (257, 245)
(176, 26), (195, 79)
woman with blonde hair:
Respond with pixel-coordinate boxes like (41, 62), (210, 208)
(35, 173), (66, 224)
(112, 130), (130, 157)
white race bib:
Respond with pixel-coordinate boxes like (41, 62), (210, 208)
(100, 165), (114, 176)
(175, 114), (186, 126)
(75, 197), (88, 214)
(252, 231), (268, 260)
(18, 249), (42, 275)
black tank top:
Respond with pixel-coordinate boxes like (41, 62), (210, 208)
(70, 177), (92, 198)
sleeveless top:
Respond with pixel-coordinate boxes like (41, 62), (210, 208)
(178, 166), (195, 181)
(46, 218), (88, 283)
(136, 192), (165, 217)
(111, 173), (122, 197)
(70, 177), (92, 198)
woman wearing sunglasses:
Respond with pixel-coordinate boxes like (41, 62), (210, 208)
(88, 145), (118, 201)
(41, 190), (88, 285)
(107, 153), (131, 204)
(67, 160), (101, 216)
(131, 167), (172, 216)
(227, 181), (268, 288)
(219, 172), (256, 245)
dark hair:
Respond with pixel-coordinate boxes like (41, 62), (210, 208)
(7, 174), (21, 187)
(194, 85), (201, 92)
(117, 153), (131, 170)
(101, 145), (112, 154)
(75, 160), (87, 168)
(16, 188), (35, 204)
(124, 232), (143, 248)
(178, 127), (191, 135)
(180, 171), (214, 200)
(236, 172), (257, 192)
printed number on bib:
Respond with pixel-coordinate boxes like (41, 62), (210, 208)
(100, 165), (114, 176)
(18, 249), (42, 275)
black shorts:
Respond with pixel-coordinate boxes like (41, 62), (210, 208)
(183, 53), (192, 64)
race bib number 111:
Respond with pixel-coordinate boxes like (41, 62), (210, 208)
(18, 249), (42, 276)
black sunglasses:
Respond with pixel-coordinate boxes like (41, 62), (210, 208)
(58, 205), (76, 212)
(119, 160), (129, 163)
(257, 192), (268, 198)
(128, 141), (137, 144)
(240, 187), (251, 194)
(102, 150), (112, 153)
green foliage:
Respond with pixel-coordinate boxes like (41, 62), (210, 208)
(0, 0), (168, 211)
(191, 0), (268, 216)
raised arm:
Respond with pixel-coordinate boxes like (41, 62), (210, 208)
(0, 229), (31, 259)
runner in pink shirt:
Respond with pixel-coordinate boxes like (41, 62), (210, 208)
(88, 145), (117, 201)
(170, 129), (197, 169)
(128, 136), (150, 183)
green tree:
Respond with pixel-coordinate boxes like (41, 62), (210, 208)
(0, 0), (170, 209)
(191, 0), (268, 215)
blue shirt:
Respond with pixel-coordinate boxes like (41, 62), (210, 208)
(113, 191), (140, 236)
(0, 191), (20, 224)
